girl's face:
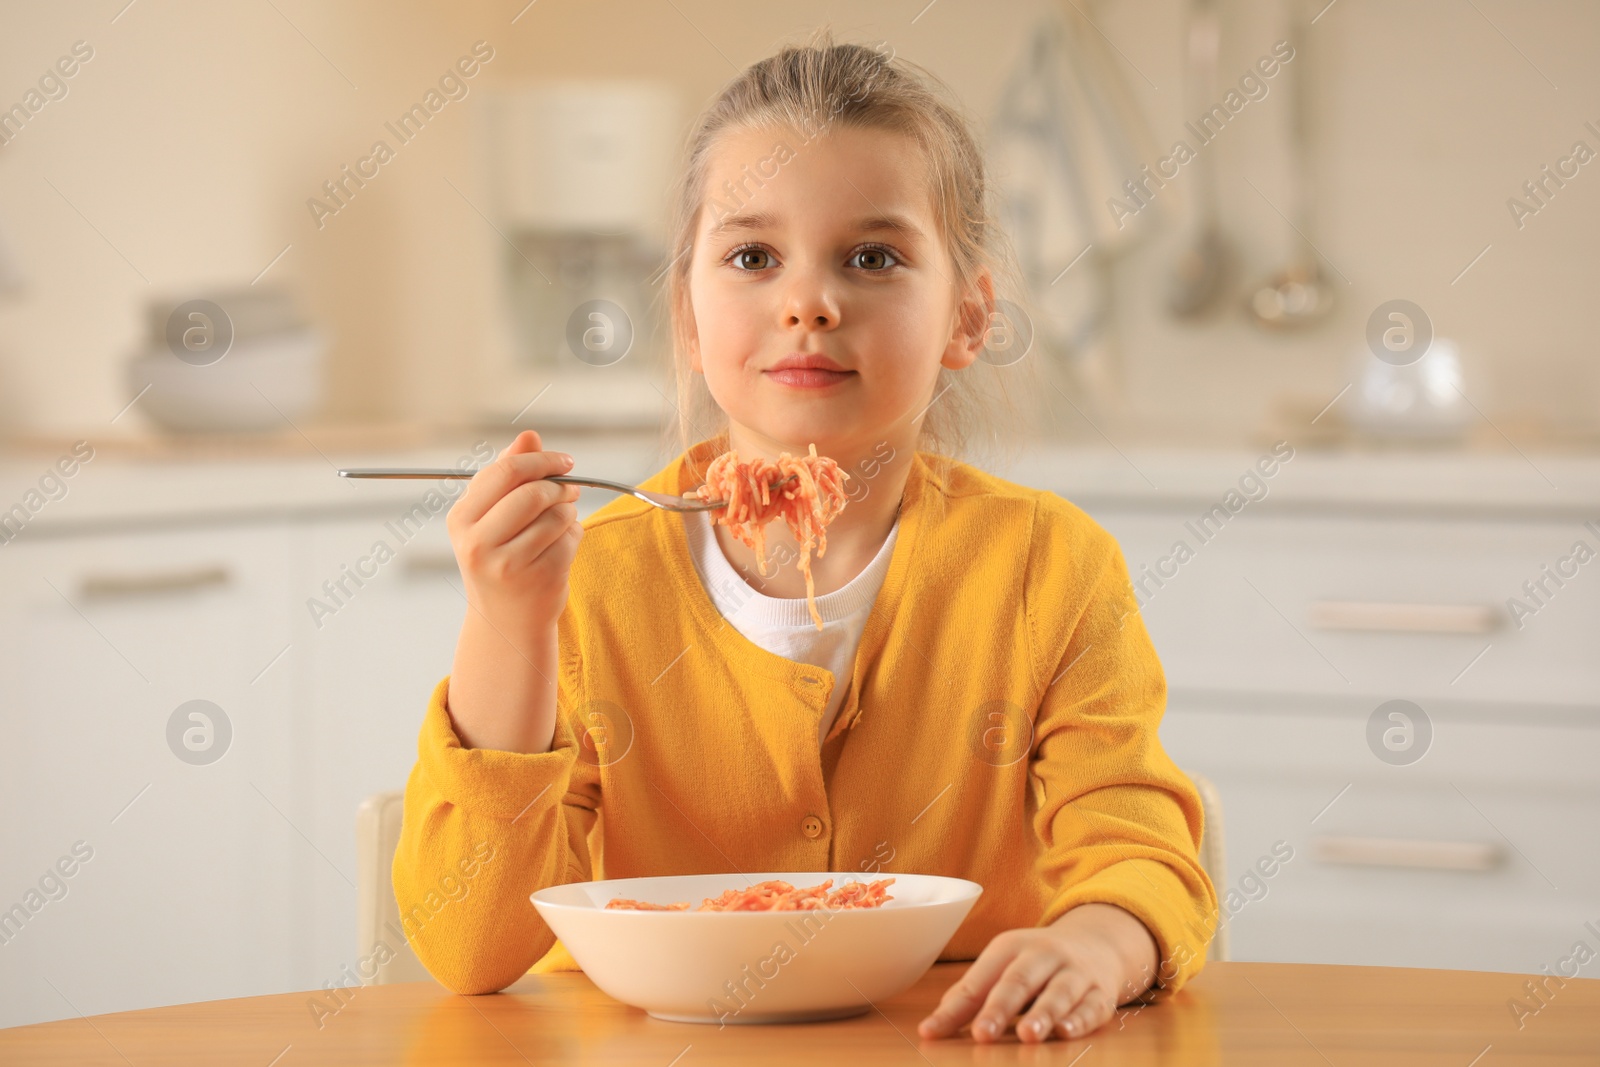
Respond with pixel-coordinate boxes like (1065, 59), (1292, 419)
(685, 123), (989, 461)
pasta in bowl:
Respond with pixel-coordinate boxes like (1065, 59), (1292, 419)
(530, 872), (982, 1023)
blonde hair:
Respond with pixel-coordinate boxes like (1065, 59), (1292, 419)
(656, 26), (1041, 482)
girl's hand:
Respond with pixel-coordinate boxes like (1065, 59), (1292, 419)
(917, 903), (1159, 1044)
(447, 429), (584, 636)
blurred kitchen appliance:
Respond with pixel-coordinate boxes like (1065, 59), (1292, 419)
(1348, 337), (1473, 441)
(475, 82), (679, 429)
(123, 285), (326, 433)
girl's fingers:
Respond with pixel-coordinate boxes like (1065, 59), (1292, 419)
(450, 431), (537, 527)
(474, 478), (580, 550)
(451, 431), (573, 529)
(498, 497), (582, 570)
(917, 936), (1027, 1039)
(1054, 985), (1116, 1042)
(1014, 970), (1090, 1044)
(966, 951), (1067, 1041)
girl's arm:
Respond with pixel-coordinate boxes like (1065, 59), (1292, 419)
(447, 612), (562, 754)
(392, 672), (598, 994)
(392, 429), (598, 992)
(921, 518), (1217, 1043)
(1022, 547), (1216, 996)
(443, 429), (582, 755)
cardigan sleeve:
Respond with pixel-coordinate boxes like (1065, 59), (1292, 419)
(1026, 511), (1218, 1002)
(391, 624), (599, 994)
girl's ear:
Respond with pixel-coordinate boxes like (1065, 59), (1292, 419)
(941, 269), (996, 370)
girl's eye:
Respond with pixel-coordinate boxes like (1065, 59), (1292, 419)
(727, 246), (773, 271)
(850, 245), (900, 271)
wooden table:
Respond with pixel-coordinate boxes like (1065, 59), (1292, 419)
(3, 961), (1597, 1065)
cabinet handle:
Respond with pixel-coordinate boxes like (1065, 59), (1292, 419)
(402, 552), (460, 578)
(1306, 600), (1499, 634)
(78, 564), (232, 600)
(1311, 835), (1503, 871)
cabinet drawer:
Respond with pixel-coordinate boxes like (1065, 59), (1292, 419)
(0, 523), (305, 1026)
(1162, 703), (1600, 972)
(1096, 510), (1600, 704)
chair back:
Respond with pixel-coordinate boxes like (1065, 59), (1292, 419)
(1187, 769), (1229, 962)
(356, 791), (431, 984)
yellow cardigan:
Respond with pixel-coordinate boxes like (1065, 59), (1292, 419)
(393, 437), (1218, 997)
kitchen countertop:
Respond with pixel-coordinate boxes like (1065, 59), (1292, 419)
(2, 421), (1599, 539)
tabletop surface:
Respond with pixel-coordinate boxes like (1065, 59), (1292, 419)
(2, 960), (1597, 1065)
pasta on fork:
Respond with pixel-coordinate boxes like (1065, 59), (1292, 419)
(691, 444), (851, 629)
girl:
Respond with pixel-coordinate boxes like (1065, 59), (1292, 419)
(394, 31), (1217, 1044)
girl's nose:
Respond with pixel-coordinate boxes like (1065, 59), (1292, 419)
(779, 272), (840, 330)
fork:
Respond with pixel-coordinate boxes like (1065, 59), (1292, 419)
(336, 467), (796, 513)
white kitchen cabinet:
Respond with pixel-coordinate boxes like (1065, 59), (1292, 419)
(1086, 506), (1600, 974)
(0, 441), (652, 1028)
(1159, 698), (1600, 973)
(295, 511), (466, 991)
(1097, 510), (1600, 705)
(0, 507), (475, 1028)
(0, 523), (302, 1028)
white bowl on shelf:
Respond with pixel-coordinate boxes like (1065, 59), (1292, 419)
(531, 872), (981, 1024)
(124, 328), (326, 433)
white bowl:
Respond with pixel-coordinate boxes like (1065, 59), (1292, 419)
(124, 328), (326, 434)
(531, 872), (981, 1024)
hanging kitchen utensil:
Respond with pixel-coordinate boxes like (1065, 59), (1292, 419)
(1247, 0), (1335, 328)
(1166, 0), (1232, 317)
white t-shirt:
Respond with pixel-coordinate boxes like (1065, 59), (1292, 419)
(683, 508), (900, 746)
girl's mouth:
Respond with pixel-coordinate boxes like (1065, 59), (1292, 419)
(764, 368), (857, 389)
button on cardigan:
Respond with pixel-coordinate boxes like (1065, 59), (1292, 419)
(392, 436), (1218, 997)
